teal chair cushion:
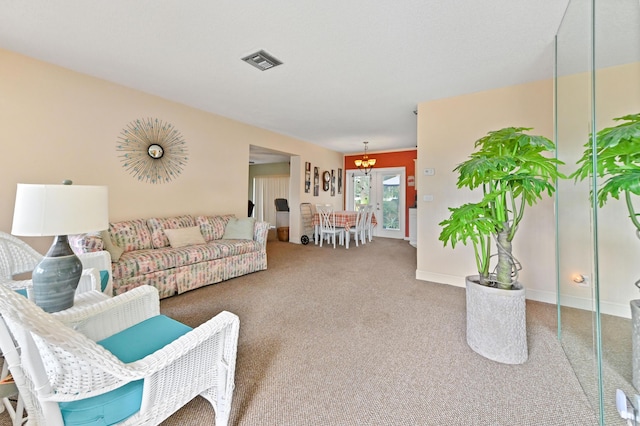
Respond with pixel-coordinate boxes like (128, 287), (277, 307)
(99, 270), (110, 293)
(59, 315), (192, 425)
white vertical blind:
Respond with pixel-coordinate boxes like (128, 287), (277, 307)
(253, 176), (289, 227)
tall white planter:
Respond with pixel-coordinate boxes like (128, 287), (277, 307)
(465, 276), (528, 364)
(631, 300), (640, 390)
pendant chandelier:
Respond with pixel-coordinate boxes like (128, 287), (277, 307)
(354, 141), (376, 175)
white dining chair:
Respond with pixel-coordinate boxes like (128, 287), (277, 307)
(345, 209), (365, 249)
(314, 204), (331, 245)
(315, 203), (333, 212)
(363, 205), (375, 243)
(317, 205), (344, 249)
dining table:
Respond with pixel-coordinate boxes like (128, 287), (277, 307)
(311, 210), (377, 245)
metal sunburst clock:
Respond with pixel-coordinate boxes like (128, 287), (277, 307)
(117, 118), (188, 184)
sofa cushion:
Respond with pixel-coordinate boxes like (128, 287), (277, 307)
(112, 249), (178, 280)
(147, 215), (195, 248)
(109, 220), (153, 252)
(173, 240), (261, 266)
(111, 239), (263, 280)
(196, 215), (234, 242)
(164, 226), (206, 248)
(208, 239), (263, 257)
(223, 217), (255, 240)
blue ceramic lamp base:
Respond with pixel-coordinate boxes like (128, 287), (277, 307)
(32, 235), (82, 313)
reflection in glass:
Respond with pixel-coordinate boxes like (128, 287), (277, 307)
(353, 174), (371, 208)
(382, 173), (400, 231)
(556, 0), (640, 424)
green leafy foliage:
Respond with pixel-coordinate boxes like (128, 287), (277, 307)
(439, 203), (497, 280)
(570, 113), (640, 231)
(439, 127), (565, 289)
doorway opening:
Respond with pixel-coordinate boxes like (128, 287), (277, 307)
(345, 167), (406, 239)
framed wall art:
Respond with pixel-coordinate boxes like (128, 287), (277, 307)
(314, 167), (319, 196)
(305, 162), (311, 193)
(116, 117), (188, 184)
(330, 169), (335, 196)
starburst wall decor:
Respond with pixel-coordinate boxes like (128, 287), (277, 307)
(116, 118), (188, 184)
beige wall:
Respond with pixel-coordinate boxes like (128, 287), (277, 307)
(416, 79), (557, 303)
(557, 62), (640, 318)
(0, 49), (342, 253)
(417, 62), (640, 318)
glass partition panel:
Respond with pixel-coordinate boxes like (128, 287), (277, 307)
(594, 0), (640, 424)
(556, 0), (600, 420)
(556, 0), (640, 424)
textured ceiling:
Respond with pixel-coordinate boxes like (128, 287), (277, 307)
(1, 0), (638, 161)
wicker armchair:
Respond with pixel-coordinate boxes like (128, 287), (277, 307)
(0, 284), (240, 425)
(0, 231), (110, 296)
(0, 232), (42, 292)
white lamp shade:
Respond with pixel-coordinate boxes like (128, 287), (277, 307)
(12, 183), (109, 236)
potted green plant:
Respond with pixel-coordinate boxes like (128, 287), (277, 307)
(439, 127), (565, 364)
(570, 113), (640, 387)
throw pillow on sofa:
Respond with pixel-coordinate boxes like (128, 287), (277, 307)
(147, 215), (196, 248)
(196, 215), (234, 242)
(100, 230), (124, 262)
(222, 217), (255, 240)
(163, 226), (206, 248)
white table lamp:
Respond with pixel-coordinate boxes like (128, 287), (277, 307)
(11, 180), (108, 312)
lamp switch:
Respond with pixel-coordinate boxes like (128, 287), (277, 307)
(424, 168), (435, 176)
(423, 195), (434, 202)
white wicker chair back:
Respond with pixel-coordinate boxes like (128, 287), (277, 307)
(0, 232), (42, 289)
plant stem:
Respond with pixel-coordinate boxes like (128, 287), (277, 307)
(496, 226), (513, 289)
(626, 190), (640, 232)
(509, 187), (523, 242)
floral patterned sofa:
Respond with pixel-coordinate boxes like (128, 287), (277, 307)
(72, 214), (268, 299)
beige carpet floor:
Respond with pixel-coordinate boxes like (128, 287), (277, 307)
(159, 234), (597, 425)
(1, 233), (599, 425)
(560, 305), (635, 425)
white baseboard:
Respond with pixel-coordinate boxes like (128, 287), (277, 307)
(415, 269), (632, 319)
(550, 293), (631, 319)
(415, 270), (465, 288)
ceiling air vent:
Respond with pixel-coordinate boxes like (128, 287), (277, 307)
(242, 50), (282, 71)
